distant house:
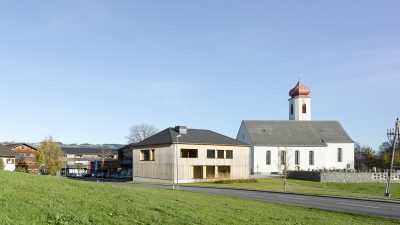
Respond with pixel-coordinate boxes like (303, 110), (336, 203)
(123, 126), (251, 183)
(0, 145), (17, 171)
(7, 143), (38, 173)
(61, 147), (119, 175)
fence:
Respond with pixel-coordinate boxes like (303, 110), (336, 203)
(288, 170), (400, 183)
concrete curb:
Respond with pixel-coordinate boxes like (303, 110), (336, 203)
(179, 185), (400, 205)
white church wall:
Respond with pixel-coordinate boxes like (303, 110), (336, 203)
(252, 144), (354, 174)
(323, 143), (355, 170)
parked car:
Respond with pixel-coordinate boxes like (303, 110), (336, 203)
(82, 173), (92, 178)
(68, 173), (77, 177)
(95, 172), (104, 178)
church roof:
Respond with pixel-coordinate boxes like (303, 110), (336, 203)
(242, 120), (354, 147)
(289, 81), (310, 98)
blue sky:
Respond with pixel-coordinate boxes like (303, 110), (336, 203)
(0, 1), (399, 149)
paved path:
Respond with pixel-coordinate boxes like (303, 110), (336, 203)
(84, 179), (400, 219)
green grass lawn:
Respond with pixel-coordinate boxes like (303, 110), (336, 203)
(0, 171), (398, 225)
(186, 178), (400, 199)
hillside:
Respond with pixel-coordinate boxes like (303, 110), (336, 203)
(0, 171), (398, 225)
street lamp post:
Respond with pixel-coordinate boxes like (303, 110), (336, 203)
(385, 118), (400, 197)
(172, 134), (182, 190)
(176, 134), (181, 190)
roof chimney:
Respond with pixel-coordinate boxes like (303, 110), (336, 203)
(175, 126), (187, 134)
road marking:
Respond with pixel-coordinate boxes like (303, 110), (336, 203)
(276, 195), (305, 200)
(338, 202), (380, 209)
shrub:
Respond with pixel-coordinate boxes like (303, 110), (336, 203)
(0, 159), (4, 170)
(15, 166), (26, 173)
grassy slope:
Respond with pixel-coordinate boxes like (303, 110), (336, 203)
(0, 171), (398, 225)
(187, 178), (400, 199)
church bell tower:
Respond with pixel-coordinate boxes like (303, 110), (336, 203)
(289, 81), (311, 121)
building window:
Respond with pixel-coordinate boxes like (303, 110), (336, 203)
(140, 150), (154, 161)
(280, 151), (286, 165)
(226, 150), (233, 159)
(337, 148), (343, 162)
(207, 149), (215, 158)
(181, 149), (198, 158)
(7, 158), (14, 164)
(151, 149), (155, 161)
(302, 103), (307, 114)
(309, 151), (314, 165)
(295, 150), (300, 165)
(217, 150), (224, 159)
(266, 150), (271, 165)
(290, 104), (294, 115)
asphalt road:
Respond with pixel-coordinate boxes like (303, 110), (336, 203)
(84, 179), (400, 219)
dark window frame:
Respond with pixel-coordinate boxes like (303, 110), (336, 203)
(140, 150), (151, 161)
(309, 151), (314, 165)
(295, 150), (300, 165)
(226, 150), (233, 159)
(217, 150), (224, 159)
(290, 103), (294, 115)
(266, 150), (271, 165)
(337, 148), (343, 162)
(207, 149), (215, 159)
(181, 149), (198, 158)
(280, 150), (286, 165)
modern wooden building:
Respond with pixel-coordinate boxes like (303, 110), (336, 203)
(124, 126), (251, 183)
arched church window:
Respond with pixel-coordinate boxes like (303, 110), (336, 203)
(302, 103), (307, 114)
(290, 104), (294, 115)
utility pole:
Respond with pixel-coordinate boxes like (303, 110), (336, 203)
(385, 118), (399, 197)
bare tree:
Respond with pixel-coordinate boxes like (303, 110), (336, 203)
(126, 123), (158, 144)
(278, 147), (292, 191)
(99, 150), (112, 172)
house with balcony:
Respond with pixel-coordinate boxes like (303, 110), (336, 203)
(124, 126), (250, 183)
(61, 147), (118, 175)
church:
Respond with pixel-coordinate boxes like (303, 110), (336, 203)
(236, 81), (355, 174)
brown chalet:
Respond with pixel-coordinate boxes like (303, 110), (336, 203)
(6, 143), (38, 173)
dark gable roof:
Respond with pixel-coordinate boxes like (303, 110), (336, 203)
(127, 127), (250, 148)
(0, 145), (17, 157)
(243, 120), (354, 147)
(5, 143), (37, 150)
(61, 147), (118, 155)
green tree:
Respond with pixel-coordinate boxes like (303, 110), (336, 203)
(0, 159), (4, 170)
(380, 152), (390, 169)
(364, 148), (376, 169)
(36, 137), (64, 175)
(378, 141), (400, 169)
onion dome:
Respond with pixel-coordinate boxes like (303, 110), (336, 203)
(289, 81), (310, 98)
